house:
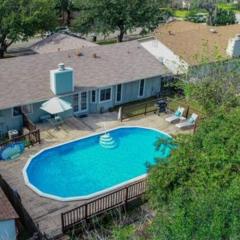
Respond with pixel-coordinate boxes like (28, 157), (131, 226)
(8, 32), (97, 57)
(0, 40), (171, 137)
(0, 187), (19, 240)
(31, 32), (97, 54)
(141, 21), (240, 74)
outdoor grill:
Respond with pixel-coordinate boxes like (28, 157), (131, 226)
(155, 98), (167, 115)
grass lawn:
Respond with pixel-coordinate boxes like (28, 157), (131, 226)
(217, 3), (240, 13)
(121, 97), (205, 120)
(173, 9), (189, 19)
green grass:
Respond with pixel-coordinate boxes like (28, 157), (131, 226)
(217, 3), (240, 13)
(173, 9), (189, 19)
(121, 97), (206, 120)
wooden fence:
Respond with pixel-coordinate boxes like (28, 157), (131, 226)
(61, 179), (147, 233)
(0, 129), (41, 149)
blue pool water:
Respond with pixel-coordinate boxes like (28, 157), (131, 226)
(24, 127), (172, 200)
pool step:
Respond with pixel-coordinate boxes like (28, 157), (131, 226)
(99, 133), (117, 149)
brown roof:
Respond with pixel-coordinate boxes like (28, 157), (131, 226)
(155, 21), (240, 65)
(31, 33), (97, 54)
(0, 187), (18, 221)
(0, 41), (169, 110)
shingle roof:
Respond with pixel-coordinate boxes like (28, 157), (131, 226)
(0, 41), (170, 110)
(31, 33), (97, 54)
(0, 187), (19, 221)
(155, 21), (240, 65)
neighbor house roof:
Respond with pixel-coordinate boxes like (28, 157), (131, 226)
(0, 41), (170, 110)
(31, 33), (97, 54)
(0, 187), (19, 221)
(155, 21), (240, 65)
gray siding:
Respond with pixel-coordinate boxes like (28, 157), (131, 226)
(0, 109), (23, 136)
(0, 76), (163, 135)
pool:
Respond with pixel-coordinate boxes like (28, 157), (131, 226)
(23, 126), (172, 201)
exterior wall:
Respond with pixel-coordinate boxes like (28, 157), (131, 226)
(0, 76), (163, 134)
(0, 109), (23, 136)
(28, 95), (73, 123)
(0, 219), (17, 240)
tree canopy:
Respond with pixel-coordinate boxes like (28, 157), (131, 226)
(0, 0), (57, 58)
(147, 107), (240, 239)
(72, 0), (166, 42)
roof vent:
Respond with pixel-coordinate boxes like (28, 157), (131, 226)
(58, 63), (65, 71)
(226, 34), (240, 57)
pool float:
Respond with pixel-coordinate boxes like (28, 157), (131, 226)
(0, 142), (25, 160)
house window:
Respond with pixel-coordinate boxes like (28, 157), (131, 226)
(100, 88), (112, 102)
(91, 90), (96, 103)
(13, 106), (21, 117)
(21, 104), (33, 114)
(138, 79), (145, 97)
(73, 94), (79, 113)
(116, 84), (122, 102)
(80, 91), (88, 111)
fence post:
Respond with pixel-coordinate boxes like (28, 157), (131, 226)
(124, 187), (129, 210)
(61, 214), (65, 233)
(144, 103), (147, 115)
(84, 204), (88, 221)
(185, 105), (190, 118)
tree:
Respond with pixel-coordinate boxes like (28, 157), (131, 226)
(147, 107), (240, 239)
(0, 0), (57, 58)
(56, 0), (75, 26)
(212, 8), (236, 25)
(73, 0), (166, 42)
(190, 0), (226, 25)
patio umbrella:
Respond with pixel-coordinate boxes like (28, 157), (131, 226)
(40, 97), (72, 115)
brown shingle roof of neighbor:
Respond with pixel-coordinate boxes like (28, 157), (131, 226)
(155, 21), (240, 65)
(0, 41), (170, 110)
(0, 187), (19, 221)
(31, 33), (97, 54)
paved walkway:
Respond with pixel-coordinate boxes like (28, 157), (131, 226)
(0, 112), (191, 238)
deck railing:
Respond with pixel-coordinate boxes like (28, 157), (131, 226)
(0, 129), (41, 149)
(61, 178), (147, 233)
(22, 112), (37, 131)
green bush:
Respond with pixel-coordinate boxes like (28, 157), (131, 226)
(147, 107), (240, 239)
(186, 10), (208, 23)
(213, 8), (236, 25)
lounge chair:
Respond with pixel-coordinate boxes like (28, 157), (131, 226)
(165, 107), (185, 123)
(176, 113), (198, 130)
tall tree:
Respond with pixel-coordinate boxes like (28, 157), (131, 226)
(56, 0), (74, 26)
(73, 0), (166, 42)
(147, 107), (240, 239)
(0, 0), (57, 58)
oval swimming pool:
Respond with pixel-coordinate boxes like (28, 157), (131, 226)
(23, 126), (172, 201)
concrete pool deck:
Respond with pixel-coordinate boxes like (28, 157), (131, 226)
(0, 112), (192, 238)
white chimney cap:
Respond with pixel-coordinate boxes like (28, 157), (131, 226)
(58, 63), (65, 71)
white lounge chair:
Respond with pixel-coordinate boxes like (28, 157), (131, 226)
(165, 107), (185, 123)
(176, 113), (198, 130)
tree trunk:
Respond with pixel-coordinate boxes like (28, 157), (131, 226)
(117, 28), (124, 42)
(66, 9), (71, 26)
(0, 42), (7, 58)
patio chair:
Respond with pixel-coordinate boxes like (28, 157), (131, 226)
(47, 115), (64, 129)
(176, 113), (198, 130)
(165, 107), (185, 124)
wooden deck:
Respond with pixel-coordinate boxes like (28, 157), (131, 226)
(0, 112), (191, 238)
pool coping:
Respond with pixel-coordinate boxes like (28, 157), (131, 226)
(22, 126), (171, 202)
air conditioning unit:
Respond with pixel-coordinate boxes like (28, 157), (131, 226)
(8, 129), (18, 140)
